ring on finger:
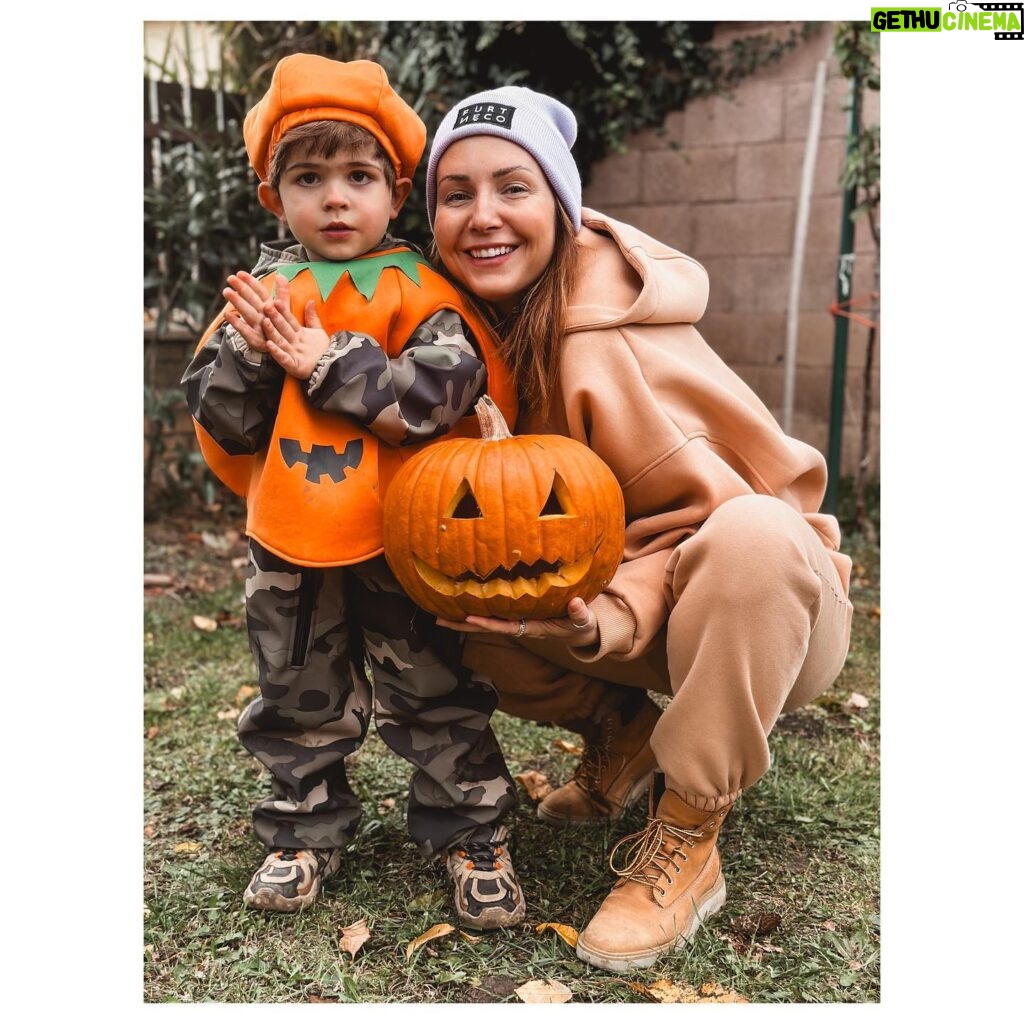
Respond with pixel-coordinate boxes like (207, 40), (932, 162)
(514, 618), (527, 638)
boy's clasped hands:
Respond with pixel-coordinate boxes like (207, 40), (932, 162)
(223, 271), (329, 379)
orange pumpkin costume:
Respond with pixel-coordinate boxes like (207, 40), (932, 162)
(191, 249), (516, 567)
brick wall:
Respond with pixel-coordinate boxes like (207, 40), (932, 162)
(582, 21), (880, 480)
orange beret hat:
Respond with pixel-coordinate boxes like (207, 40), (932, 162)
(243, 54), (426, 182)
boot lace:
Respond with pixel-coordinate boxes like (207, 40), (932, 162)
(607, 816), (708, 897)
(574, 716), (618, 794)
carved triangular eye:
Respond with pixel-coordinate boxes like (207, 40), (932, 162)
(444, 479), (484, 519)
(540, 472), (576, 518)
(540, 486), (564, 517)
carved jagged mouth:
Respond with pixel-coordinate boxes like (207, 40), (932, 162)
(453, 559), (560, 583)
(412, 552), (593, 599)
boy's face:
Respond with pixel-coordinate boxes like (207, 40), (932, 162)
(258, 143), (411, 262)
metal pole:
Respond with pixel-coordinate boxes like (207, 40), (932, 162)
(823, 75), (861, 516)
(783, 59), (828, 435)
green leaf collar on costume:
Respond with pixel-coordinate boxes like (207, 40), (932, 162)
(273, 251), (431, 302)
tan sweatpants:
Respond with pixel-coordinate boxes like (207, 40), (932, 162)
(463, 495), (853, 812)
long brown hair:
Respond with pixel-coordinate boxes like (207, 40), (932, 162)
(432, 205), (581, 415)
(500, 205), (582, 414)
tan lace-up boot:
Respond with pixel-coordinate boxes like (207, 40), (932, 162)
(537, 693), (659, 826)
(575, 785), (731, 972)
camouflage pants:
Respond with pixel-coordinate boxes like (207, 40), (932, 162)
(236, 540), (517, 857)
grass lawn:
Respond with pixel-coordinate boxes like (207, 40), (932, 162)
(143, 499), (880, 1004)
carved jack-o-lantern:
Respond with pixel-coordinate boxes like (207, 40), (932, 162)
(383, 395), (625, 620)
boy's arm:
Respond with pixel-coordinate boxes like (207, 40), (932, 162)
(305, 308), (487, 446)
(181, 319), (286, 456)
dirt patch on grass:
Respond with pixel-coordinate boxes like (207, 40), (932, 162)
(773, 709), (828, 741)
(459, 975), (520, 1002)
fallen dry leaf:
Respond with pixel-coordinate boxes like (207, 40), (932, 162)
(143, 573), (174, 588)
(201, 531), (232, 553)
(845, 692), (870, 710)
(235, 685), (257, 705)
(192, 614), (218, 633)
(647, 979), (748, 1004)
(174, 842), (202, 855)
(697, 982), (749, 1004)
(535, 922), (579, 948)
(822, 920), (837, 931)
(459, 931), (483, 944)
(216, 708), (240, 721)
(147, 726), (160, 740)
(144, 825), (155, 838)
(515, 979), (572, 1004)
(552, 738), (584, 756)
(647, 979), (691, 1003)
(618, 980), (654, 999)
(337, 918), (371, 958)
(405, 923), (455, 959)
(515, 770), (553, 802)
(231, 556), (249, 570)
(378, 797), (396, 812)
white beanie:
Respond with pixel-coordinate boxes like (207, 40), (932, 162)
(426, 86), (582, 232)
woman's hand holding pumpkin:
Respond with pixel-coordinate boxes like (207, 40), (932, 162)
(438, 597), (599, 649)
(261, 274), (332, 380)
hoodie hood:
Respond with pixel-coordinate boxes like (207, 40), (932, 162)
(567, 209), (709, 333)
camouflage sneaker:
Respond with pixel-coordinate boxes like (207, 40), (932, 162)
(445, 825), (525, 930)
(243, 848), (341, 913)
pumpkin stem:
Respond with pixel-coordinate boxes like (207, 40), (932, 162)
(474, 395), (513, 442)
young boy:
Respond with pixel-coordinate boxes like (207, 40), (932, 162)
(181, 54), (524, 929)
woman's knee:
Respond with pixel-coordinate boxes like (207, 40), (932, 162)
(668, 495), (818, 603)
(703, 494), (806, 549)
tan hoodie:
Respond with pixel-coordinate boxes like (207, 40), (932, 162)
(518, 209), (853, 662)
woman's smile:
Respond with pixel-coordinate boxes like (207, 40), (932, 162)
(467, 244), (519, 259)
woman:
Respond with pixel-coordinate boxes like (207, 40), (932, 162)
(424, 86), (854, 973)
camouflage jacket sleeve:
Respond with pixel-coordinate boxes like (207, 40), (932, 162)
(181, 322), (286, 456)
(305, 308), (488, 447)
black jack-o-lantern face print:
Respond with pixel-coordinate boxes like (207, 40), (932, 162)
(280, 437), (363, 483)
